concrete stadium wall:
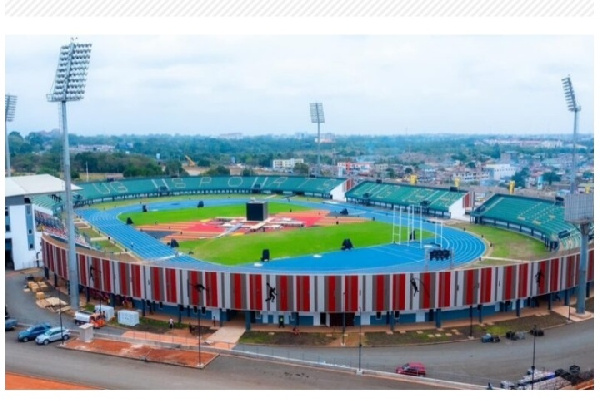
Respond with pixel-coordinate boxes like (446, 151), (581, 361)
(42, 235), (594, 326)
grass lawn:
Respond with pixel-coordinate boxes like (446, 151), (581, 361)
(118, 202), (311, 225)
(93, 240), (122, 253)
(452, 223), (547, 263)
(179, 222), (431, 265)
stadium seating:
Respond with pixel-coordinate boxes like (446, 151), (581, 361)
(345, 182), (465, 212)
(74, 176), (346, 203)
(472, 194), (582, 249)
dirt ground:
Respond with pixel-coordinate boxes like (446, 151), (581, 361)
(5, 372), (100, 390)
(63, 337), (216, 368)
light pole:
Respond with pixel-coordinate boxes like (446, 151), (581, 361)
(5, 94), (17, 177)
(189, 282), (206, 368)
(531, 324), (537, 390)
(342, 290), (346, 346)
(47, 39), (92, 311)
(561, 76), (581, 195)
(57, 284), (64, 344)
(358, 306), (362, 374)
(309, 102), (325, 177)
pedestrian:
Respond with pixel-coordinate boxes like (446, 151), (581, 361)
(169, 318), (174, 329)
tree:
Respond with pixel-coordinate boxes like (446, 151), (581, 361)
(542, 172), (561, 186)
(241, 168), (254, 176)
(206, 165), (230, 176)
(293, 163), (309, 175)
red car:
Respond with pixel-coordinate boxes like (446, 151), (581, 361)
(395, 362), (426, 376)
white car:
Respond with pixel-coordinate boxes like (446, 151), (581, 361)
(35, 326), (71, 345)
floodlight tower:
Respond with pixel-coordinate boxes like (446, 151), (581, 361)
(5, 94), (17, 177)
(561, 76), (581, 195)
(47, 39), (92, 311)
(310, 102), (325, 176)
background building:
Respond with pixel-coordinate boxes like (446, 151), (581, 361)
(4, 174), (79, 271)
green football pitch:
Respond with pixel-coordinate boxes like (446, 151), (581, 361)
(178, 222), (430, 266)
(118, 203), (312, 225)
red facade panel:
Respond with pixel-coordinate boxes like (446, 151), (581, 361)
(438, 272), (451, 308)
(249, 275), (263, 310)
(518, 263), (529, 298)
(537, 260), (547, 294)
(481, 268), (492, 303)
(465, 269), (475, 305)
(504, 265), (514, 301)
(189, 271), (200, 305)
(550, 258), (559, 292)
(90, 257), (101, 290)
(59, 248), (67, 278)
(119, 263), (129, 296)
(206, 272), (218, 307)
(374, 275), (385, 311)
(165, 268), (177, 303)
(152, 267), (162, 301)
(102, 259), (111, 292)
(296, 276), (311, 312)
(79, 255), (88, 287)
(421, 273), (431, 309)
(131, 265), (142, 298)
(232, 273), (242, 310)
(345, 276), (359, 312)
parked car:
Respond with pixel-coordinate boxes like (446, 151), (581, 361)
(5, 316), (18, 331)
(18, 323), (52, 342)
(35, 326), (71, 345)
(481, 333), (501, 343)
(395, 362), (426, 376)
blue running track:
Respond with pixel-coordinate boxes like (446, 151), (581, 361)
(76, 198), (486, 274)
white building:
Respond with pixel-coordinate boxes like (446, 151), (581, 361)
(272, 158), (304, 170)
(484, 164), (516, 181)
(4, 174), (80, 271)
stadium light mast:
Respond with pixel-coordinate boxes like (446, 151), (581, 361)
(561, 76), (581, 195)
(5, 94), (17, 177)
(47, 39), (92, 311)
(310, 102), (325, 177)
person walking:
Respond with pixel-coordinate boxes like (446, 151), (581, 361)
(169, 318), (174, 330)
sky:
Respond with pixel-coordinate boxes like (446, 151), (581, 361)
(4, 35), (594, 137)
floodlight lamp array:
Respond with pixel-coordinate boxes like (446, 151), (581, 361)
(561, 76), (580, 113)
(47, 43), (92, 103)
(310, 102), (325, 123)
(5, 94), (17, 122)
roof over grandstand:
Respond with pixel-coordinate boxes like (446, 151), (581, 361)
(4, 174), (81, 198)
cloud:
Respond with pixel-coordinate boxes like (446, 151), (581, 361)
(5, 35), (594, 135)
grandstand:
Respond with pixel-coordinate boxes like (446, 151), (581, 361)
(345, 181), (466, 218)
(55, 176), (347, 205)
(470, 194), (584, 250)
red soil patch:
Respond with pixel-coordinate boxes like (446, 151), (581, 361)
(63, 338), (215, 368)
(5, 372), (100, 390)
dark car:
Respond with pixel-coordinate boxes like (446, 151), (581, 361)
(395, 362), (426, 376)
(18, 323), (52, 342)
(5, 317), (18, 331)
(481, 333), (501, 343)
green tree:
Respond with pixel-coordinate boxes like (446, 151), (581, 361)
(542, 171), (561, 186)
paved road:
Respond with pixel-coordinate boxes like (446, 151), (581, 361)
(5, 269), (594, 389)
(4, 330), (446, 390)
(235, 319), (594, 385)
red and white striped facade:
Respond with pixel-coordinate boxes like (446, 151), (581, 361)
(42, 236), (593, 313)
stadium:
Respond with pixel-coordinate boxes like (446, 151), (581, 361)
(26, 174), (593, 329)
